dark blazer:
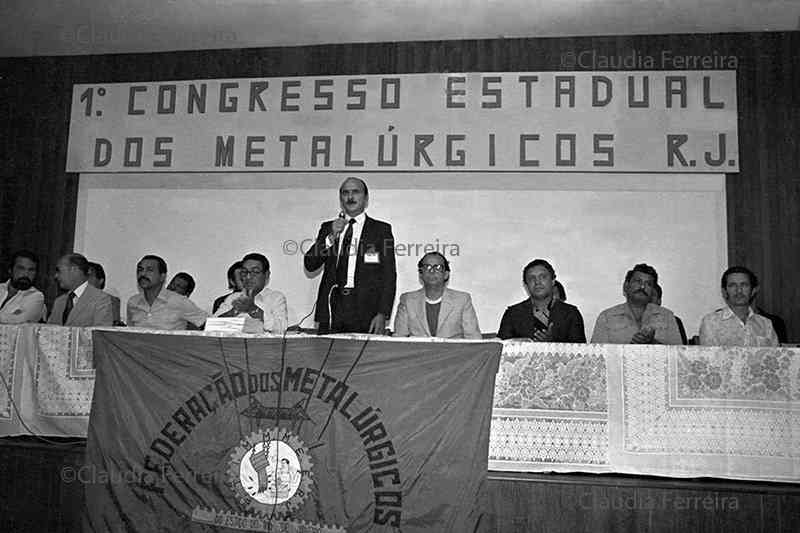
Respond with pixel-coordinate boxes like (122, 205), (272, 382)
(47, 284), (114, 327)
(498, 299), (586, 342)
(212, 292), (232, 314)
(304, 215), (397, 328)
(757, 308), (788, 344)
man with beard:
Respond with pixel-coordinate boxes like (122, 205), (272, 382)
(591, 263), (682, 345)
(498, 259), (585, 342)
(214, 252), (287, 333)
(127, 255), (207, 330)
(699, 266), (778, 346)
(304, 177), (396, 334)
(48, 253), (113, 327)
(0, 250), (45, 324)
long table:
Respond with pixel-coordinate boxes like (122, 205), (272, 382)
(1, 324), (798, 483)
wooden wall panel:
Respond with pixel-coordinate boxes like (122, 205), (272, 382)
(1, 32), (798, 338)
(3, 438), (799, 533)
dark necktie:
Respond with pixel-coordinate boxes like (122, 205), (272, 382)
(62, 292), (76, 325)
(336, 219), (356, 287)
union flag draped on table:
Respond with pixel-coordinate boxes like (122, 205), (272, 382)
(83, 331), (501, 532)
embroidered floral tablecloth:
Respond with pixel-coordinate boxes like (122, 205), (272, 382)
(489, 342), (799, 482)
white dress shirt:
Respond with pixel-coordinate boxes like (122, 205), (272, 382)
(72, 280), (88, 299)
(214, 288), (288, 333)
(324, 212), (365, 288)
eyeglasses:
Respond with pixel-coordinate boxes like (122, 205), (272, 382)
(241, 269), (264, 277)
(419, 264), (446, 273)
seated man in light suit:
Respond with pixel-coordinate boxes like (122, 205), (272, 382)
(48, 253), (113, 327)
(393, 252), (481, 339)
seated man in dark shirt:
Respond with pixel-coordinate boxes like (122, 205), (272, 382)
(553, 280), (567, 302)
(212, 261), (243, 314)
(652, 283), (688, 345)
(498, 259), (586, 342)
(756, 307), (788, 344)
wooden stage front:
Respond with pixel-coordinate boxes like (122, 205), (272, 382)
(2, 437), (798, 533)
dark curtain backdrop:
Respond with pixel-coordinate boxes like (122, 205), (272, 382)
(1, 32), (798, 339)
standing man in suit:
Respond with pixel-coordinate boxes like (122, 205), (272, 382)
(498, 259), (586, 342)
(304, 177), (396, 334)
(48, 253), (113, 327)
(394, 252), (481, 339)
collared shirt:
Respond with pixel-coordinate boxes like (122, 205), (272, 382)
(0, 281), (45, 324)
(699, 306), (778, 347)
(127, 288), (207, 330)
(214, 288), (288, 333)
(72, 280), (88, 299)
(325, 212), (366, 288)
(591, 302), (683, 345)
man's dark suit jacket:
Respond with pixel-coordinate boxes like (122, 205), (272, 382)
(304, 215), (396, 330)
(757, 307), (788, 344)
(498, 299), (586, 342)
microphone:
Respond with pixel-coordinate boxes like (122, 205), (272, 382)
(285, 301), (317, 333)
(331, 211), (347, 241)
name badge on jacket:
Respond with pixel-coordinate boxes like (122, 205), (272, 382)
(364, 252), (380, 264)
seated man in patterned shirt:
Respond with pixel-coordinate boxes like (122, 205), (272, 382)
(127, 255), (207, 330)
(214, 252), (288, 334)
(698, 266), (778, 347)
(591, 263), (682, 345)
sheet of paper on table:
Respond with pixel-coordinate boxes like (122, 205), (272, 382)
(204, 316), (246, 333)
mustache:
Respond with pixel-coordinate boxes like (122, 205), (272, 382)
(11, 277), (33, 289)
(138, 276), (150, 283)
